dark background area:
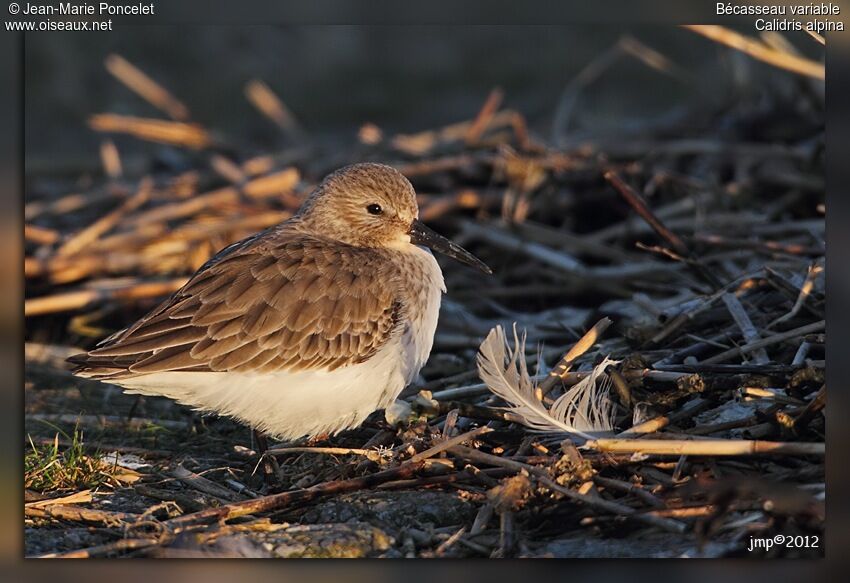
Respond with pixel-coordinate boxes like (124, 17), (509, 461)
(24, 25), (780, 171)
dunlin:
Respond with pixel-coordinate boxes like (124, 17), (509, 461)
(69, 163), (491, 441)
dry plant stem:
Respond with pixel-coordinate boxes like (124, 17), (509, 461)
(25, 224), (59, 245)
(584, 438), (824, 456)
(435, 526), (468, 557)
(25, 504), (135, 525)
(89, 114), (212, 149)
(618, 398), (709, 437)
(769, 262), (823, 328)
(37, 538), (160, 559)
(592, 475), (665, 508)
(765, 266), (824, 319)
(793, 385), (825, 430)
(126, 168), (299, 227)
(538, 317), (612, 396)
(104, 54), (190, 120)
(265, 446), (378, 460)
(100, 139), (122, 178)
(171, 465), (243, 502)
(409, 426), (493, 463)
(465, 87), (504, 144)
(447, 445), (685, 533)
(244, 79), (302, 136)
(56, 178), (152, 257)
(683, 25), (825, 80)
(378, 468), (510, 490)
(702, 320), (825, 364)
(604, 171), (689, 256)
(461, 220), (585, 274)
(25, 490), (92, 507)
(391, 110), (518, 155)
(162, 461), (427, 533)
(604, 170), (720, 287)
(690, 234), (823, 257)
(25, 277), (189, 317)
(805, 29), (826, 46)
(721, 292), (770, 364)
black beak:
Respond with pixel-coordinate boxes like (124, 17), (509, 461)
(408, 220), (492, 275)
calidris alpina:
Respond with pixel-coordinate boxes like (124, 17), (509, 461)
(69, 163), (491, 441)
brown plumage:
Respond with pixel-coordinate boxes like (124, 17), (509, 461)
(68, 163), (490, 440)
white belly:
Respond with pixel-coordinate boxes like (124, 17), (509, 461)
(115, 249), (445, 441)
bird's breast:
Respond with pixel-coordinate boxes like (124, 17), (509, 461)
(395, 246), (445, 384)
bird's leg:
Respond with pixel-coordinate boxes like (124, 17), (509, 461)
(252, 429), (281, 486)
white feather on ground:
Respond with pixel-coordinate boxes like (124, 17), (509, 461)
(476, 324), (617, 440)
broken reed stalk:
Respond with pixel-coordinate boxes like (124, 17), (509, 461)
(465, 87), (504, 144)
(56, 178), (152, 257)
(702, 320), (825, 364)
(538, 317), (612, 396)
(721, 292), (770, 364)
(104, 54), (190, 121)
(583, 438), (824, 457)
(88, 114), (212, 149)
(604, 170), (721, 287)
(25, 277), (188, 317)
(25, 503), (135, 525)
(125, 168), (300, 227)
(171, 465), (243, 502)
(793, 385), (826, 430)
(25, 224), (59, 245)
(618, 398), (709, 437)
(100, 140), (123, 178)
(683, 25), (825, 80)
(244, 79), (302, 136)
(409, 426), (493, 463)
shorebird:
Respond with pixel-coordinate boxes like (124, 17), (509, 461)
(69, 163), (491, 443)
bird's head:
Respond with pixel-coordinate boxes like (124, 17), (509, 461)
(298, 163), (492, 274)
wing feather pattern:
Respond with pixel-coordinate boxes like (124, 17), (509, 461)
(68, 229), (405, 379)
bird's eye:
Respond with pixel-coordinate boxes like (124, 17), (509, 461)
(366, 204), (383, 215)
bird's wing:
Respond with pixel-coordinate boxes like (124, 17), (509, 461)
(69, 230), (406, 378)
